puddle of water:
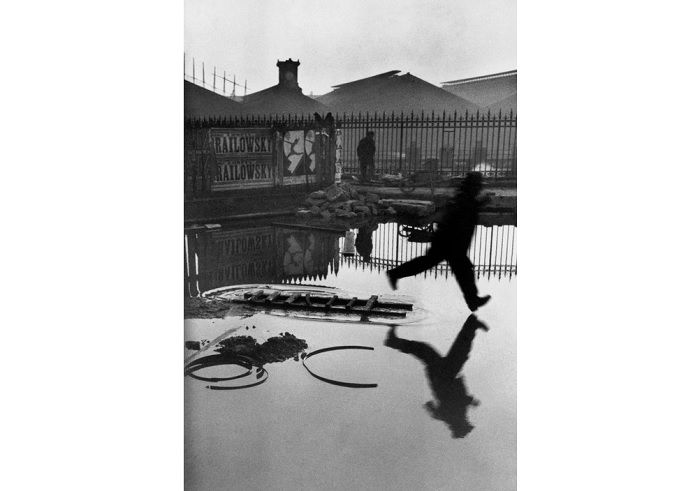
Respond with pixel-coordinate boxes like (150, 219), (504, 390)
(184, 219), (516, 491)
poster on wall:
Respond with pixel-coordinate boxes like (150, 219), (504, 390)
(209, 128), (274, 191)
(282, 129), (317, 185)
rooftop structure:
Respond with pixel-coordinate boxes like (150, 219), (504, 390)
(442, 70), (517, 113)
(318, 71), (480, 115)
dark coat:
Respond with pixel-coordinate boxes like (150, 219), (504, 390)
(357, 136), (376, 164)
(433, 195), (480, 251)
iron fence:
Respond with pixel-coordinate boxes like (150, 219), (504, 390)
(336, 111), (516, 179)
(185, 110), (517, 196)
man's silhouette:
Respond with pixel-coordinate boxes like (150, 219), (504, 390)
(386, 172), (490, 311)
(384, 315), (488, 438)
(355, 222), (378, 263)
(357, 130), (376, 182)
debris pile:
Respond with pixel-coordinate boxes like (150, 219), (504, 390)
(214, 332), (308, 364)
(185, 340), (202, 350)
(295, 182), (397, 221)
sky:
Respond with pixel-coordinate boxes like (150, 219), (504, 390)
(184, 0), (516, 96)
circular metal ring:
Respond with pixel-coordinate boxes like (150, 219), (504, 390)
(185, 354), (269, 390)
(302, 345), (378, 389)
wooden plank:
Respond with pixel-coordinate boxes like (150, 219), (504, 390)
(375, 301), (413, 310)
(226, 297), (407, 317)
(325, 295), (338, 309)
(265, 291), (281, 303)
(304, 293), (312, 306)
(247, 290), (265, 302)
(364, 295), (378, 311)
(285, 293), (301, 305)
(345, 297), (358, 309)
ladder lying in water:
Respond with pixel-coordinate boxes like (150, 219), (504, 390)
(236, 290), (413, 318)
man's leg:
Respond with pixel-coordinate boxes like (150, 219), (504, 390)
(389, 247), (444, 280)
(447, 252), (479, 305)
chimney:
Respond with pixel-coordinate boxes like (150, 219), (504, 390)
(277, 58), (301, 91)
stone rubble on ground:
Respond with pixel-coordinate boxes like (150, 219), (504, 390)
(295, 183), (433, 221)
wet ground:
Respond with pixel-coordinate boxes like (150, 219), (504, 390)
(185, 219), (516, 491)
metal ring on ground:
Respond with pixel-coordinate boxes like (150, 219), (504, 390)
(206, 370), (268, 390)
(302, 345), (378, 389)
(185, 354), (268, 390)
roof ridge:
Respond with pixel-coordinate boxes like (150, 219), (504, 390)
(441, 69), (517, 86)
(331, 70), (401, 89)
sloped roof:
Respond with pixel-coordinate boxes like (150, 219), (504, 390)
(486, 92), (517, 113)
(184, 80), (244, 119)
(441, 70), (516, 108)
(241, 84), (328, 116)
(317, 71), (481, 115)
(331, 70), (401, 89)
(442, 69), (517, 86)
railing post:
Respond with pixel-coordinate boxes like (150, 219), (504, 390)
(495, 109), (502, 180)
(398, 113), (404, 174)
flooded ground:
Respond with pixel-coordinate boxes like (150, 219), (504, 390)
(185, 219), (516, 491)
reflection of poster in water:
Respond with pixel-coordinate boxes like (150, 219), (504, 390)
(210, 128), (274, 191)
(283, 129), (316, 185)
(276, 228), (340, 281)
(186, 226), (343, 292)
(195, 227), (278, 291)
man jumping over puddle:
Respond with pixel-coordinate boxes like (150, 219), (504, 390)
(386, 172), (491, 312)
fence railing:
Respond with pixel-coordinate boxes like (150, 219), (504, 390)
(335, 111), (516, 179)
(185, 111), (517, 189)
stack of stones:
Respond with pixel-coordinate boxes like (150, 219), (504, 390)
(295, 183), (437, 222)
(295, 183), (398, 221)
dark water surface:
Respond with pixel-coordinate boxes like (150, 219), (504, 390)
(185, 220), (516, 491)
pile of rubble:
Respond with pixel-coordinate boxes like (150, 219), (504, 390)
(295, 183), (435, 221)
(214, 332), (308, 364)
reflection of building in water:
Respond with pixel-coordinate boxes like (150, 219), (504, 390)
(184, 226), (341, 296)
(339, 223), (517, 280)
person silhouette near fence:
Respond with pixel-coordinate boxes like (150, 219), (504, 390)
(384, 314), (488, 438)
(357, 130), (376, 182)
(354, 222), (378, 263)
(386, 172), (491, 311)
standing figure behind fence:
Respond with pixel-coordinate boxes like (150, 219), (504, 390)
(357, 130), (376, 182)
(386, 172), (491, 312)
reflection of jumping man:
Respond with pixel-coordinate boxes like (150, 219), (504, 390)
(387, 172), (491, 312)
(385, 315), (488, 438)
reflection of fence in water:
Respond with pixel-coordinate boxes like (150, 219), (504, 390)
(338, 223), (517, 280)
(185, 222), (517, 297)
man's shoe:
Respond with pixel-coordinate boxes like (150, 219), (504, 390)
(387, 271), (398, 290)
(465, 314), (489, 332)
(467, 295), (491, 312)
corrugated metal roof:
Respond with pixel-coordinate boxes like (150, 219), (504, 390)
(442, 69), (517, 86)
